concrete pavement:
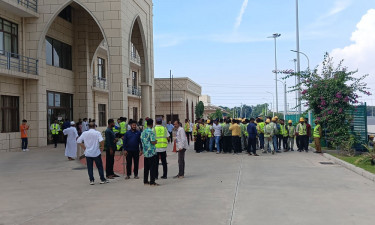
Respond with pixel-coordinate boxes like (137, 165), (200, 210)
(1, 144), (375, 225)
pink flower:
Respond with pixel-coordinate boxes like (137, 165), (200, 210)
(336, 92), (342, 98)
(344, 96), (349, 102)
(338, 108), (343, 113)
(301, 89), (307, 95)
(328, 110), (333, 115)
(321, 100), (326, 106)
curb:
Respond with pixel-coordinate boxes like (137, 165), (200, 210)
(322, 153), (375, 182)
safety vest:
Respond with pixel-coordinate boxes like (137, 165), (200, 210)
(184, 123), (190, 132)
(116, 139), (123, 151)
(288, 126), (295, 138)
(280, 124), (288, 137)
(313, 124), (321, 138)
(297, 123), (307, 135)
(264, 124), (274, 138)
(119, 121), (127, 134)
(51, 124), (60, 135)
(198, 124), (205, 135)
(205, 125), (212, 138)
(193, 124), (197, 136)
(257, 122), (265, 134)
(113, 124), (120, 133)
(154, 125), (168, 148)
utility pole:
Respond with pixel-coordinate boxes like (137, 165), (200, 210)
(295, 0), (302, 115)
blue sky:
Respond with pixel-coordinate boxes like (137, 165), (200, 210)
(153, 0), (375, 110)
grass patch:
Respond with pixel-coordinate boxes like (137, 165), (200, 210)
(329, 153), (375, 174)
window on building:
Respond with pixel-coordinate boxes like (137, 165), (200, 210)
(1, 95), (19, 133)
(97, 57), (105, 79)
(132, 71), (137, 87)
(58, 6), (72, 23)
(131, 43), (136, 58)
(98, 104), (106, 127)
(46, 37), (72, 70)
(133, 107), (138, 122)
(0, 17), (18, 56)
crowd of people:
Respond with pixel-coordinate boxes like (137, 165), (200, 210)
(19, 114), (324, 186)
(190, 116), (323, 155)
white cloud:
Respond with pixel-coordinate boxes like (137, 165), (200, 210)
(234, 0), (249, 30)
(326, 0), (352, 17)
(331, 9), (375, 100)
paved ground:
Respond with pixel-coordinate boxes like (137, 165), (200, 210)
(1, 144), (375, 225)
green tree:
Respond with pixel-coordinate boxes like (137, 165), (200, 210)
(208, 109), (223, 120)
(286, 53), (371, 149)
(195, 101), (205, 119)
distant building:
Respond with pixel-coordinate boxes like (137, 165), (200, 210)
(200, 95), (229, 119)
(155, 77), (201, 122)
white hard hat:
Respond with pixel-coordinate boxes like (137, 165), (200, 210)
(70, 121), (75, 125)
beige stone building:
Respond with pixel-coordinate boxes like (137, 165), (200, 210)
(154, 78), (201, 123)
(0, 0), (154, 151)
(201, 95), (229, 119)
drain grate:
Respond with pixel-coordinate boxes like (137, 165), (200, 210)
(72, 167), (86, 170)
(319, 162), (334, 165)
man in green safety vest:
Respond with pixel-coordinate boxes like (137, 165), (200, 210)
(257, 117), (265, 151)
(263, 118), (275, 154)
(154, 118), (170, 179)
(50, 119), (60, 148)
(119, 117), (127, 136)
(279, 119), (289, 151)
(113, 118), (121, 137)
(313, 120), (323, 153)
(296, 117), (308, 152)
(287, 120), (295, 151)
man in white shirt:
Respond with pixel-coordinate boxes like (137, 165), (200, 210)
(212, 119), (222, 154)
(173, 120), (188, 179)
(77, 122), (108, 185)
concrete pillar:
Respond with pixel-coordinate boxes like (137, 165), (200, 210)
(141, 84), (151, 118)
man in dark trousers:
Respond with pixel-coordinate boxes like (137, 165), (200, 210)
(247, 118), (259, 156)
(123, 120), (142, 179)
(141, 119), (159, 186)
(105, 119), (119, 179)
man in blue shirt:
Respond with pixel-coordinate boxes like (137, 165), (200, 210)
(166, 121), (174, 143)
(247, 118), (259, 156)
(123, 120), (142, 180)
(141, 119), (158, 186)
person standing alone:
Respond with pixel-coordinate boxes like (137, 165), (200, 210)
(123, 120), (142, 179)
(20, 119), (30, 152)
(63, 121), (78, 160)
(313, 120), (323, 153)
(50, 119), (60, 148)
(174, 120), (188, 179)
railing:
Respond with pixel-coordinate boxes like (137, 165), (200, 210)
(127, 86), (141, 96)
(93, 77), (108, 90)
(130, 52), (141, 65)
(17, 0), (38, 12)
(0, 50), (38, 75)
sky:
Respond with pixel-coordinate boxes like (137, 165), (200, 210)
(153, 0), (375, 111)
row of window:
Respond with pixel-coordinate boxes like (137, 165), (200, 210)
(46, 37), (72, 70)
(0, 18), (18, 56)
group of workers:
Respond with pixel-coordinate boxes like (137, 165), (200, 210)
(190, 116), (323, 155)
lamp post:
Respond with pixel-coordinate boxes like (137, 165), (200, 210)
(295, 0), (301, 115)
(268, 33), (281, 113)
(277, 79), (287, 120)
(266, 91), (275, 117)
(292, 59), (298, 113)
(291, 50), (310, 70)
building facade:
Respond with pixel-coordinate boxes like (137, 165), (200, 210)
(154, 78), (201, 123)
(201, 95), (229, 119)
(0, 0), (154, 151)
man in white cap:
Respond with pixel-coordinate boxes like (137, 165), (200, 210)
(63, 121), (79, 160)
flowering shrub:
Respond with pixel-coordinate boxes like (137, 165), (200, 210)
(287, 53), (371, 148)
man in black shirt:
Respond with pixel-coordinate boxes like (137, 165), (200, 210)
(105, 119), (119, 179)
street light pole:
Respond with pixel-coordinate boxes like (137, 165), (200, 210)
(268, 33), (281, 114)
(266, 91), (275, 117)
(277, 79), (287, 120)
(295, 0), (301, 115)
(293, 59), (298, 113)
(291, 50), (310, 70)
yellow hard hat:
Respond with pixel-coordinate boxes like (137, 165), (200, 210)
(299, 117), (305, 122)
(288, 120), (293, 124)
(272, 117), (277, 122)
(266, 119), (271, 123)
(207, 120), (210, 124)
(274, 116), (278, 119)
(370, 135), (374, 139)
